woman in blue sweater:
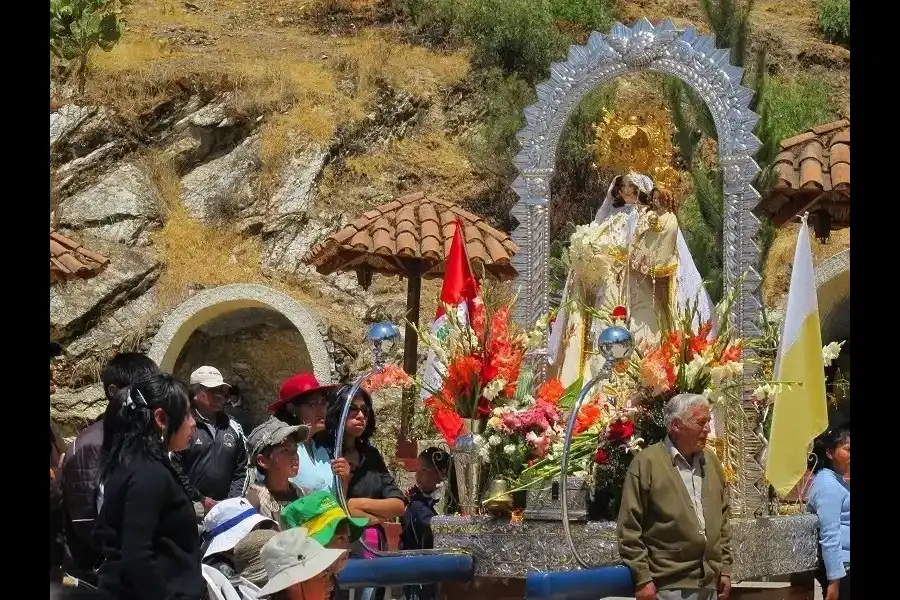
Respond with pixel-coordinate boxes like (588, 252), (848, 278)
(808, 426), (850, 600)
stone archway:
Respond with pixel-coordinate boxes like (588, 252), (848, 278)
(148, 284), (333, 425)
(815, 249), (850, 344)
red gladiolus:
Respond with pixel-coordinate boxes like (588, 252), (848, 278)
(721, 341), (743, 364)
(536, 379), (565, 405)
(607, 419), (635, 441)
(594, 447), (609, 465)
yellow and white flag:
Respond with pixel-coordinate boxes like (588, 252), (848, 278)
(765, 217), (829, 496)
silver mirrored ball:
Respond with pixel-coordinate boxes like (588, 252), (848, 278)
(367, 321), (401, 342)
(597, 326), (634, 362)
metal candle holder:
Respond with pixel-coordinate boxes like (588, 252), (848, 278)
(559, 325), (635, 569)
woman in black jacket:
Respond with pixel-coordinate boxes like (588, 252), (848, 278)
(94, 373), (204, 600)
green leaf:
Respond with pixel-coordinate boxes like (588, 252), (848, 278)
(557, 376), (584, 410)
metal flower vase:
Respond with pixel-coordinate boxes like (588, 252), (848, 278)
(451, 417), (486, 515)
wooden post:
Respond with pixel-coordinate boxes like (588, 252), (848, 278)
(397, 260), (422, 467)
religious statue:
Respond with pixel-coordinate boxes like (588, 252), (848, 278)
(547, 171), (715, 389)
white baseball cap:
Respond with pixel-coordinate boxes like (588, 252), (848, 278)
(258, 527), (347, 597)
(190, 366), (231, 389)
(202, 497), (276, 559)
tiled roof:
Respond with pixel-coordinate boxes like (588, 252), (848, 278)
(305, 191), (519, 281)
(754, 120), (850, 230)
(50, 229), (110, 281)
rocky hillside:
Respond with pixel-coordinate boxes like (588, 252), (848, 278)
(50, 0), (850, 439)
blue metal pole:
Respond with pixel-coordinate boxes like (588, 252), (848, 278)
(525, 566), (635, 600)
(336, 554), (475, 589)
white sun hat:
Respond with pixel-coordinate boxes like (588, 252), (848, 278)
(257, 528), (347, 597)
(190, 365), (231, 389)
(203, 497), (276, 559)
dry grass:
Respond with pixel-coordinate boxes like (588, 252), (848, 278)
(345, 130), (472, 183)
(141, 149), (362, 334)
(762, 224), (851, 306)
(333, 30), (470, 104)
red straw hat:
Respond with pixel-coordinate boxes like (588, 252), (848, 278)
(268, 373), (340, 414)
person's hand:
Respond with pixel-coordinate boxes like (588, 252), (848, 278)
(331, 457), (351, 480)
(201, 497), (217, 512)
(718, 575), (732, 600)
(825, 580), (840, 600)
(635, 581), (657, 600)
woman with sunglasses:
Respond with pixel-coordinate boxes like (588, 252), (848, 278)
(269, 374), (352, 496)
(319, 386), (406, 600)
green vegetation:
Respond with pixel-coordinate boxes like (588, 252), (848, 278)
(818, 0), (850, 45)
(50, 0), (129, 94)
(761, 75), (840, 143)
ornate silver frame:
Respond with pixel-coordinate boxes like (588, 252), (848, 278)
(509, 19), (767, 515)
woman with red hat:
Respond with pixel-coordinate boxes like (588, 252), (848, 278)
(269, 373), (352, 495)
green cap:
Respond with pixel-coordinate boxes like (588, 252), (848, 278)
(280, 490), (369, 546)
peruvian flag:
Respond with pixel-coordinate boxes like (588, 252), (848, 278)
(421, 218), (483, 444)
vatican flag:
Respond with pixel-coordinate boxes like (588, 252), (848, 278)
(765, 216), (829, 497)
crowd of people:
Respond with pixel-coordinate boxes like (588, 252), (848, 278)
(50, 345), (450, 600)
(50, 345), (849, 600)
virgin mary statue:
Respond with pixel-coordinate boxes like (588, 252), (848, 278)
(547, 172), (716, 388)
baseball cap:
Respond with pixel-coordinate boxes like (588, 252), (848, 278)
(258, 528), (347, 597)
(202, 497), (276, 559)
(190, 366), (231, 389)
(247, 417), (310, 460)
(280, 490), (368, 546)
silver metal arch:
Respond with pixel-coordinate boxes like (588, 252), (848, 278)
(509, 18), (768, 515)
(509, 18), (763, 339)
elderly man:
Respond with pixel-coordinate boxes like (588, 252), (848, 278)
(174, 366), (248, 508)
(617, 393), (732, 600)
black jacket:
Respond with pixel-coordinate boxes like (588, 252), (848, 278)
(400, 486), (439, 551)
(94, 455), (204, 600)
(173, 410), (247, 501)
(61, 420), (105, 573)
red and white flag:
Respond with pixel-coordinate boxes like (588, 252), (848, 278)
(421, 219), (482, 442)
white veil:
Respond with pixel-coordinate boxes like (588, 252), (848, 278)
(547, 173), (717, 365)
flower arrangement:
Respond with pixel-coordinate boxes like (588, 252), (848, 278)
(476, 376), (572, 479)
(417, 298), (532, 446)
(510, 290), (752, 518)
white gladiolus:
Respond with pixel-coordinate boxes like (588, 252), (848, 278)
(482, 378), (506, 401)
(822, 341), (844, 367)
(488, 434), (502, 446)
(503, 444), (517, 456)
(709, 365), (730, 386)
(685, 356), (708, 385)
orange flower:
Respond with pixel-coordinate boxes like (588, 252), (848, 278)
(446, 356), (482, 401)
(362, 365), (415, 394)
(721, 341), (743, 364)
(536, 379), (565, 405)
(574, 401), (601, 436)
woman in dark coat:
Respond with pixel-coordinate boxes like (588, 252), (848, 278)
(93, 374), (204, 600)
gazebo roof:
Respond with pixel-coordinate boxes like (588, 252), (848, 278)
(305, 191), (519, 281)
(753, 120), (850, 233)
(50, 229), (110, 281)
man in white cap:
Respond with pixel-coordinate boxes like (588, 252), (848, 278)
(173, 366), (249, 510)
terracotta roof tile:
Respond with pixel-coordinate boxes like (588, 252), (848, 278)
(754, 120), (850, 229)
(304, 192), (519, 281)
(50, 230), (110, 281)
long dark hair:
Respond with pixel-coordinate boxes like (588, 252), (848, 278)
(610, 174), (651, 208)
(316, 385), (377, 451)
(811, 427), (850, 473)
(101, 373), (193, 487)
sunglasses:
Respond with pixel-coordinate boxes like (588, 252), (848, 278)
(348, 405), (368, 417)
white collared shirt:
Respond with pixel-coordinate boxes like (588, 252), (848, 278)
(665, 437), (706, 537)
